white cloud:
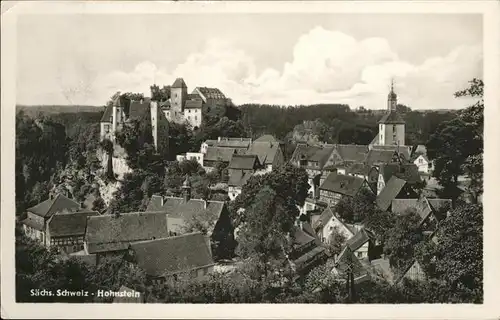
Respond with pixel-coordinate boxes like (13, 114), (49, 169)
(28, 26), (481, 109)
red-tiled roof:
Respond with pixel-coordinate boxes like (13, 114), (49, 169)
(129, 232), (214, 277)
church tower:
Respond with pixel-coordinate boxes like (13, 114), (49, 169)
(378, 80), (405, 146)
(170, 78), (188, 122)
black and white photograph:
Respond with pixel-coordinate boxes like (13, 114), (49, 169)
(1, 1), (499, 318)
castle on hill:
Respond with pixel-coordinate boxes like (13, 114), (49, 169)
(100, 78), (231, 150)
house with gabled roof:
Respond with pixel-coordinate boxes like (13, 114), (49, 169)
(202, 146), (239, 170)
(413, 153), (433, 175)
(376, 176), (418, 212)
(395, 259), (426, 285)
(126, 232), (215, 284)
(373, 162), (421, 195)
(318, 172), (371, 207)
(227, 154), (263, 201)
(346, 228), (377, 261)
(201, 137), (252, 154)
(46, 210), (99, 253)
(145, 176), (234, 259)
(312, 206), (356, 244)
(84, 211), (170, 258)
(21, 193), (82, 246)
(289, 223), (328, 276)
(245, 135), (285, 172)
(332, 246), (371, 284)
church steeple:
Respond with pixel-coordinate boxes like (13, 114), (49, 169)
(387, 79), (397, 111)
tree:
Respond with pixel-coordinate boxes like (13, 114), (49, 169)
(416, 204), (482, 302)
(334, 188), (376, 224)
(426, 78), (483, 204)
(236, 187), (296, 280)
(383, 210), (424, 271)
(326, 227), (347, 256)
(364, 208), (396, 243)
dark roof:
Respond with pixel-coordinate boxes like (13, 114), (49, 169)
(391, 199), (419, 215)
(145, 196), (225, 228)
(364, 149), (399, 166)
(335, 246), (371, 283)
(290, 144), (322, 163)
(312, 207), (334, 230)
(228, 154), (260, 170)
(101, 105), (113, 122)
(346, 228), (373, 251)
(208, 138), (252, 149)
(228, 169), (254, 188)
(21, 216), (45, 231)
(26, 194), (80, 218)
(172, 78), (187, 88)
(371, 145), (411, 159)
(427, 199), (452, 213)
(293, 226), (316, 247)
(128, 100), (150, 120)
(184, 100), (203, 109)
(195, 87), (226, 100)
(336, 145), (369, 163)
(309, 146), (334, 167)
(146, 195), (164, 212)
(204, 147), (237, 162)
(319, 173), (365, 197)
(376, 176), (407, 211)
(130, 232), (214, 277)
(254, 135), (279, 143)
(48, 211), (99, 237)
(378, 110), (405, 124)
(346, 162), (371, 176)
(85, 212), (170, 254)
(246, 141), (281, 166)
(378, 163), (421, 184)
(112, 286), (144, 303)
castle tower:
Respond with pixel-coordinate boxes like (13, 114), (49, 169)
(170, 78), (188, 122)
(111, 95), (123, 142)
(378, 81), (405, 146)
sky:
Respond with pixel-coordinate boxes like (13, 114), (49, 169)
(16, 13), (483, 109)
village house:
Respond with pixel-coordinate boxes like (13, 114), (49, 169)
(161, 78), (230, 128)
(376, 176), (419, 212)
(83, 211), (170, 260)
(318, 172), (371, 207)
(176, 152), (204, 167)
(21, 193), (82, 246)
(46, 210), (99, 254)
(200, 137), (252, 154)
(391, 197), (452, 235)
(289, 222), (328, 277)
(332, 246), (371, 284)
(126, 232), (215, 284)
(144, 177), (234, 253)
(245, 135), (285, 172)
(202, 147), (240, 171)
(227, 154), (263, 201)
(395, 259), (427, 285)
(311, 206), (356, 244)
(345, 227), (378, 261)
(413, 153), (433, 175)
(372, 162), (422, 195)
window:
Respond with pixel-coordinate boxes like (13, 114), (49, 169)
(357, 252), (363, 258)
(195, 116), (198, 120)
(419, 158), (423, 164)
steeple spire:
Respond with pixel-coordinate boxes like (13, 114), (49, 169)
(387, 79), (397, 111)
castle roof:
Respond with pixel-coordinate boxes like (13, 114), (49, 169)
(378, 110), (405, 124)
(172, 78), (187, 88)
